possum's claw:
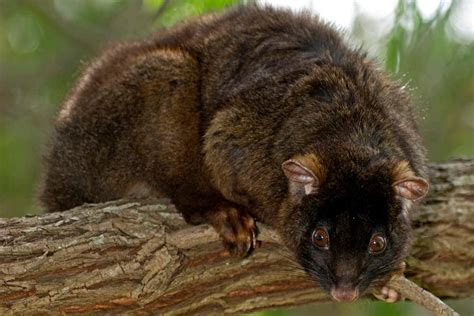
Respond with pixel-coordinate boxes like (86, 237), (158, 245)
(209, 203), (258, 257)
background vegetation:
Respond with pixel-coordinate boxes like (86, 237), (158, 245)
(0, 0), (472, 315)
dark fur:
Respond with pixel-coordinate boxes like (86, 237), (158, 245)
(40, 5), (427, 297)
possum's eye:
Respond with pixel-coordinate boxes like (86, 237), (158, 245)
(369, 233), (386, 254)
(312, 228), (329, 249)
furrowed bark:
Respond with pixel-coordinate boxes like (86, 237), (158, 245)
(0, 159), (473, 315)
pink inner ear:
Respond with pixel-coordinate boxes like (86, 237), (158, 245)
(282, 159), (318, 195)
(393, 177), (429, 201)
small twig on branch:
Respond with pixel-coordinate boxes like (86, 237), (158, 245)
(388, 276), (460, 316)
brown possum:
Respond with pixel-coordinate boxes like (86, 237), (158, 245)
(40, 5), (429, 301)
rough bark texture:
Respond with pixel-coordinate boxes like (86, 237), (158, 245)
(0, 159), (473, 315)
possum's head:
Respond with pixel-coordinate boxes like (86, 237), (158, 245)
(279, 153), (428, 301)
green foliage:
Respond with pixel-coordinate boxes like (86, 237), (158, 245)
(383, 0), (474, 160)
(144, 0), (238, 27)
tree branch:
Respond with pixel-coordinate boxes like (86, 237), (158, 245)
(0, 159), (472, 315)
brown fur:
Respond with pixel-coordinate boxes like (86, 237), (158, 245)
(40, 5), (429, 295)
(392, 160), (416, 182)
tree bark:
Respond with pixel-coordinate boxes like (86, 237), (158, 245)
(0, 159), (473, 315)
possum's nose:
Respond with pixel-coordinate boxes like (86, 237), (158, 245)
(331, 259), (360, 301)
(330, 286), (359, 302)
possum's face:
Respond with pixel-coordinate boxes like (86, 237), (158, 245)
(294, 192), (410, 302)
(281, 154), (428, 301)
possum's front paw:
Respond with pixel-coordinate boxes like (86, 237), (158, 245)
(209, 203), (258, 257)
(373, 286), (404, 303)
(373, 262), (406, 303)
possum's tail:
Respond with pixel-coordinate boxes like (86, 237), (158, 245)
(39, 126), (95, 212)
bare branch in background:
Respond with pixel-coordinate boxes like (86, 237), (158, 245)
(151, 0), (171, 21)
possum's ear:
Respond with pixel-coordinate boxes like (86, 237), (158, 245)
(392, 161), (429, 201)
(282, 154), (325, 196)
(393, 177), (429, 201)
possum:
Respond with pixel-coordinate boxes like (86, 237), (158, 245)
(40, 5), (429, 302)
